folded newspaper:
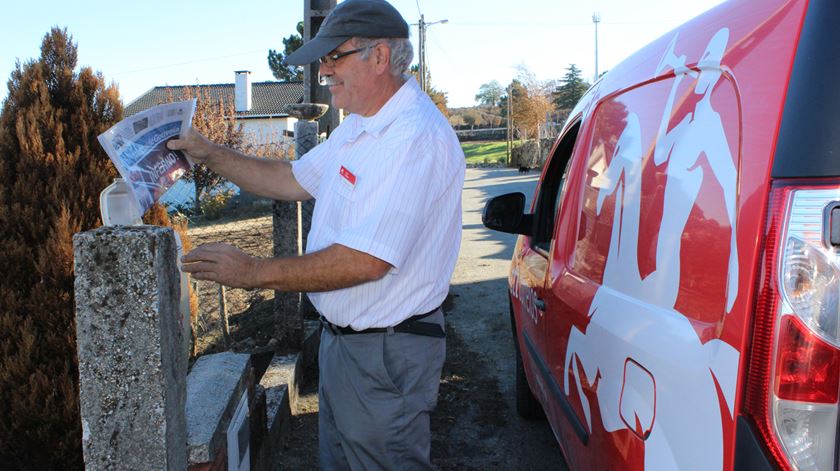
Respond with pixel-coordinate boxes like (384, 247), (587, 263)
(98, 99), (197, 215)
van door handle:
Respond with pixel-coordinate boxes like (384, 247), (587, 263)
(535, 298), (546, 311)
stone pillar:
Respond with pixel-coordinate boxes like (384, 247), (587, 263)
(294, 118), (319, 254)
(273, 103), (328, 350)
(273, 104), (329, 349)
(272, 199), (303, 349)
(304, 0), (340, 136)
(73, 226), (187, 471)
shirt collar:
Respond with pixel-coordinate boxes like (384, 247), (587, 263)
(345, 76), (421, 141)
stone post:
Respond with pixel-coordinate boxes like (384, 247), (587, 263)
(294, 117), (319, 255)
(273, 103), (328, 349)
(272, 199), (302, 349)
(73, 226), (187, 471)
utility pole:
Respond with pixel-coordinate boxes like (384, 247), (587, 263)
(593, 12), (601, 82)
(304, 0), (339, 135)
(415, 15), (448, 92)
(506, 84), (513, 166)
(418, 14), (426, 92)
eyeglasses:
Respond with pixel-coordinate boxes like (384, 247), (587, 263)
(319, 45), (375, 67)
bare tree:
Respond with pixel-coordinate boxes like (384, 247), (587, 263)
(508, 65), (553, 140)
(167, 87), (245, 215)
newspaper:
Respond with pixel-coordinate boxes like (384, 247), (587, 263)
(98, 99), (197, 215)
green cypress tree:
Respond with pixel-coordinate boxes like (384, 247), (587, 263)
(553, 64), (591, 111)
(0, 27), (122, 469)
(268, 21), (304, 81)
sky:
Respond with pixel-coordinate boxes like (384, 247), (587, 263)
(0, 0), (727, 109)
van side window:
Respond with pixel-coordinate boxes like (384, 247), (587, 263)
(531, 122), (581, 253)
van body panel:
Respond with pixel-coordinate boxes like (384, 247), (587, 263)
(503, 0), (810, 469)
(555, 68), (744, 470)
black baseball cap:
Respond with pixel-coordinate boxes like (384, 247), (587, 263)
(284, 0), (409, 65)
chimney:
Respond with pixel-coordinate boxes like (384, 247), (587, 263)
(234, 70), (252, 112)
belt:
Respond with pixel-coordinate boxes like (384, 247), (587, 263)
(320, 307), (445, 338)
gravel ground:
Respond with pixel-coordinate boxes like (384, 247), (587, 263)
(187, 208), (277, 357)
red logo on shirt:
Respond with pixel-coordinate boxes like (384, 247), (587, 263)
(340, 166), (357, 185)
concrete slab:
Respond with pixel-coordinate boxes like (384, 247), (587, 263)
(186, 352), (251, 464)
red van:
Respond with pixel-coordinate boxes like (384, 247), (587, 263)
(483, 0), (840, 469)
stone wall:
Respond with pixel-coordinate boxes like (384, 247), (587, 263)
(510, 138), (557, 169)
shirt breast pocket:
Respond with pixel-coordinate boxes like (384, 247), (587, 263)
(328, 180), (357, 231)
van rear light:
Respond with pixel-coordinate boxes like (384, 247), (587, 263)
(745, 182), (840, 471)
(782, 237), (840, 344)
(774, 315), (840, 403)
(773, 399), (838, 471)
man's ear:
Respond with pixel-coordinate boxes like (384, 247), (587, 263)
(373, 43), (392, 74)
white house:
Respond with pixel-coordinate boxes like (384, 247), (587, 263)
(125, 71), (305, 208)
(125, 71), (304, 148)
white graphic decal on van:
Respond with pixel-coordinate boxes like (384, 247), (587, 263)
(563, 28), (740, 470)
(651, 28), (739, 313)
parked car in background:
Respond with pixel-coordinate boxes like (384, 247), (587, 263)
(483, 0), (840, 469)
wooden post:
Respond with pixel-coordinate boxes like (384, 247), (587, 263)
(219, 284), (231, 347)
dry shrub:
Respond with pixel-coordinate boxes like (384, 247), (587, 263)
(142, 203), (199, 333)
(0, 28), (121, 469)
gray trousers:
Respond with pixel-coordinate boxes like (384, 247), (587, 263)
(318, 310), (446, 471)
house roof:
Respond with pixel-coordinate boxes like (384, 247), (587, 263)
(124, 81), (305, 118)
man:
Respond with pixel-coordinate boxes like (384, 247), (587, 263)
(167, 0), (464, 469)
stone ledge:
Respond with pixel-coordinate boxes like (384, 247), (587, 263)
(302, 319), (321, 372)
(186, 352), (251, 465)
(258, 352), (297, 471)
(254, 320), (321, 470)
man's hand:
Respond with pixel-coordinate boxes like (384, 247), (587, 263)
(181, 243), (261, 289)
(167, 128), (219, 164)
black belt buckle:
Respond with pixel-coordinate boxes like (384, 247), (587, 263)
(395, 320), (446, 338)
(394, 307), (445, 338)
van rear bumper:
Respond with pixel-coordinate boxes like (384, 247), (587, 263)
(734, 416), (778, 470)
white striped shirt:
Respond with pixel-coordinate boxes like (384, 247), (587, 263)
(291, 76), (465, 330)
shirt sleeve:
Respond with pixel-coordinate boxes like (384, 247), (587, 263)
(335, 138), (440, 270)
(291, 138), (332, 200)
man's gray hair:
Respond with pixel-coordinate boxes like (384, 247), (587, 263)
(355, 37), (414, 77)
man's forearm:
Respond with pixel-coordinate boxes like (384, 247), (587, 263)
(204, 144), (311, 201)
(252, 244), (391, 292)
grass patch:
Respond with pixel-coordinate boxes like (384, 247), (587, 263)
(461, 141), (509, 164)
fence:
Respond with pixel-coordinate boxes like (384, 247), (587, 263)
(455, 127), (507, 142)
(180, 204), (311, 351)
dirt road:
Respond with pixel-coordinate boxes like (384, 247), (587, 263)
(433, 168), (566, 470)
(273, 168), (568, 470)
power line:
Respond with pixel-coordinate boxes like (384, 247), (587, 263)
(414, 0), (421, 16)
(448, 19), (693, 27)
